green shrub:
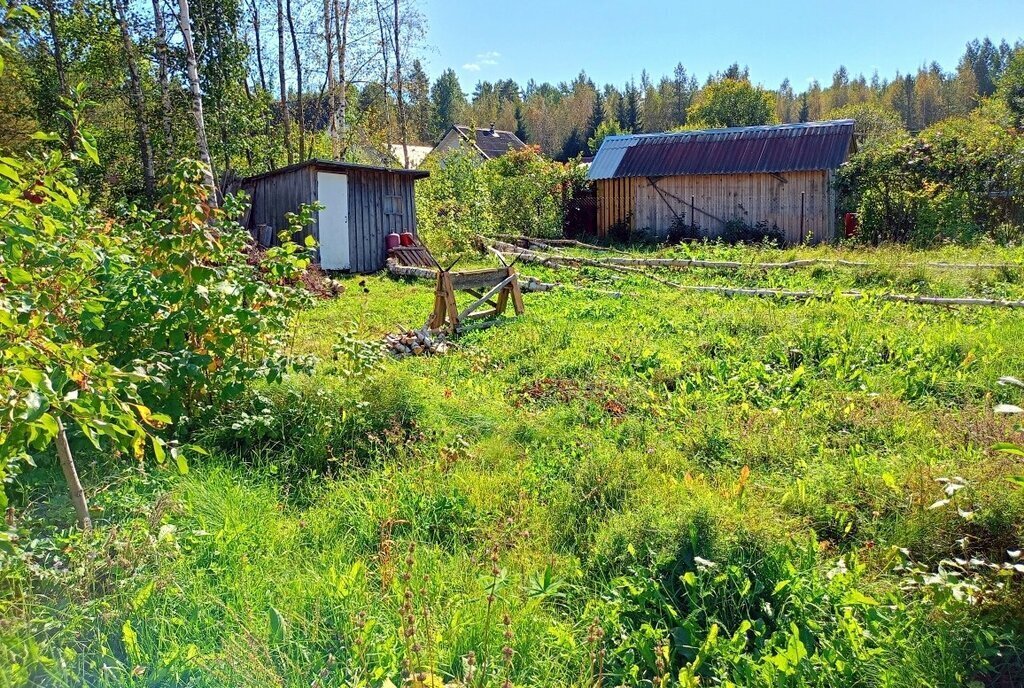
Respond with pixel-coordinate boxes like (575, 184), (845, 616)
(196, 368), (424, 479)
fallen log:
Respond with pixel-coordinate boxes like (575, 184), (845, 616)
(488, 240), (1023, 273)
(490, 234), (630, 254)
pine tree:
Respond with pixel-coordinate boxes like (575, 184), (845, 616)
(514, 103), (529, 142)
(560, 126), (585, 160)
(798, 93), (810, 123)
(624, 80), (641, 132)
(407, 59), (432, 143)
(430, 68), (467, 137)
(585, 90), (604, 142)
(672, 63), (693, 127)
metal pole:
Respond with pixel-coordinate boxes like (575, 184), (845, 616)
(799, 192), (805, 244)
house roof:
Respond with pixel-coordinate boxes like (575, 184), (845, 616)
(587, 120), (856, 180)
(242, 159), (429, 184)
(389, 144), (434, 168)
(452, 125), (527, 159)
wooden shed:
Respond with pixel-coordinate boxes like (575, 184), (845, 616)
(240, 160), (429, 273)
(588, 120), (856, 244)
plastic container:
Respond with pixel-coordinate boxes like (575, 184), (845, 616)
(385, 233), (401, 250)
(844, 213), (858, 238)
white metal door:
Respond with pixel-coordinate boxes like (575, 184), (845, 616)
(316, 172), (350, 270)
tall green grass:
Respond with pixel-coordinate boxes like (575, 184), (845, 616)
(3, 243), (1024, 686)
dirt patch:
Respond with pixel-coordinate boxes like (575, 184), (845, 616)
(515, 377), (628, 418)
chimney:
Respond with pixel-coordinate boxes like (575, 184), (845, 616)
(489, 122), (496, 136)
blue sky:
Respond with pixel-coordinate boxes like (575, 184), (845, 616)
(419, 0), (1024, 90)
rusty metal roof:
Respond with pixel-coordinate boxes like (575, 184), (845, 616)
(587, 120), (855, 180)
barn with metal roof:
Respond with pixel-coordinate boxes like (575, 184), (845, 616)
(588, 120), (856, 244)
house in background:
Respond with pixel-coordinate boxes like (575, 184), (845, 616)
(389, 144), (434, 169)
(431, 124), (527, 161)
(241, 160), (428, 273)
(588, 120), (856, 244)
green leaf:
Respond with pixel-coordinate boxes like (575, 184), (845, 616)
(842, 590), (878, 606)
(20, 368), (45, 386)
(122, 620), (140, 662)
(0, 161), (19, 182)
(268, 606), (286, 645)
(7, 267), (32, 285)
(151, 436), (166, 463)
(80, 132), (100, 165)
(21, 392), (46, 423)
(994, 442), (1024, 458)
(132, 580), (155, 610)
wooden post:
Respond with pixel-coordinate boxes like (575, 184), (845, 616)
(690, 195), (695, 228)
(55, 419), (92, 532)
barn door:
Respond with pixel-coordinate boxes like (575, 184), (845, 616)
(317, 172), (350, 270)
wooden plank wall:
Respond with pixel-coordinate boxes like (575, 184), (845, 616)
(241, 166), (315, 246)
(633, 171), (835, 244)
(343, 169), (419, 273)
(596, 177), (641, 236)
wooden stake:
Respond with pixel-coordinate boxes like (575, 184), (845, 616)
(55, 419), (91, 532)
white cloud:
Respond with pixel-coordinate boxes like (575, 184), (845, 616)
(462, 51), (500, 73)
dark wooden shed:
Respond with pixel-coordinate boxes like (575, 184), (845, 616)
(240, 160), (429, 273)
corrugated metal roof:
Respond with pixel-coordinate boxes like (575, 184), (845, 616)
(587, 120), (855, 180)
(586, 135), (639, 179)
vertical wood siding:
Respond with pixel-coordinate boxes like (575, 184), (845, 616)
(596, 177), (641, 236)
(241, 166), (314, 246)
(343, 169), (419, 273)
(624, 171), (835, 244)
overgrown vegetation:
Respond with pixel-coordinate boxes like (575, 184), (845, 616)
(416, 145), (585, 261)
(5, 235), (1024, 686)
(837, 98), (1024, 246)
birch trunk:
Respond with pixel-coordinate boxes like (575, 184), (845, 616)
(112, 0), (155, 196)
(177, 0), (218, 205)
(392, 0), (408, 167)
(374, 0), (391, 154)
(332, 0), (350, 157)
(55, 419), (92, 532)
(285, 0), (304, 160)
(276, 0), (293, 164)
(323, 0), (338, 157)
(151, 0), (174, 151)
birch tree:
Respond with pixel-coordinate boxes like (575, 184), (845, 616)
(177, 0), (218, 204)
(393, 0), (408, 166)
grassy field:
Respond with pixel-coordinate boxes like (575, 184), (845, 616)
(4, 242), (1024, 687)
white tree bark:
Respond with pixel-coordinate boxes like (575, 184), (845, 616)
(177, 0), (218, 205)
(393, 0), (409, 167)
